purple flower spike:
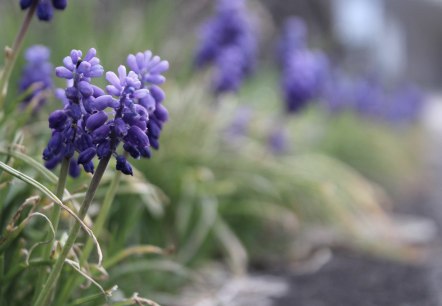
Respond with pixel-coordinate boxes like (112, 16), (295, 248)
(282, 50), (328, 113)
(45, 48), (170, 177)
(194, 0), (257, 95)
(19, 45), (53, 111)
(20, 0), (68, 22)
(278, 17), (329, 114)
(126, 50), (170, 157)
(43, 48), (107, 177)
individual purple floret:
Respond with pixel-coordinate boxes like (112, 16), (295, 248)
(43, 48), (105, 176)
(18, 45), (53, 111)
(127, 50), (169, 151)
(194, 0), (257, 95)
(20, 0), (67, 21)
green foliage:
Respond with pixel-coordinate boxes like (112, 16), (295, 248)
(0, 0), (425, 305)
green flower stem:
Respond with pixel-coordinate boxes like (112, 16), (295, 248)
(32, 158), (70, 302)
(82, 169), (122, 263)
(0, 0), (37, 109)
(55, 168), (122, 305)
(33, 156), (111, 306)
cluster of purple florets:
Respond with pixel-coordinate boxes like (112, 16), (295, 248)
(20, 0), (67, 21)
(278, 17), (328, 114)
(323, 74), (424, 125)
(194, 0), (256, 95)
(42, 48), (169, 177)
(19, 45), (53, 110)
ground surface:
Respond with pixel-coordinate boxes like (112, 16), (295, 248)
(273, 100), (442, 306)
(273, 251), (438, 306)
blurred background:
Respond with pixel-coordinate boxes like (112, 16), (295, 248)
(1, 0), (441, 305)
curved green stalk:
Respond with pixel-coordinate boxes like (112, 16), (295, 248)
(55, 168), (122, 305)
(33, 156), (111, 306)
(0, 1), (37, 108)
(32, 158), (70, 302)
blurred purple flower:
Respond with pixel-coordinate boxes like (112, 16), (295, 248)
(20, 0), (67, 21)
(386, 84), (424, 124)
(194, 0), (257, 95)
(268, 126), (288, 154)
(282, 50), (328, 113)
(19, 45), (53, 111)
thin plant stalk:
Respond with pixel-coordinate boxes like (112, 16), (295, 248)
(47, 158), (70, 243)
(0, 1), (38, 108)
(55, 168), (122, 305)
(33, 156), (111, 306)
(32, 158), (70, 302)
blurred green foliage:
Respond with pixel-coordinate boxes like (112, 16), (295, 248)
(0, 0), (425, 304)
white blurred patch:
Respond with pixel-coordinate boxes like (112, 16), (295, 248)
(332, 0), (385, 48)
(423, 95), (442, 135)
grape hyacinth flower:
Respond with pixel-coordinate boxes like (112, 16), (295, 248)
(87, 49), (169, 176)
(194, 0), (257, 95)
(278, 17), (328, 114)
(282, 50), (328, 113)
(43, 48), (105, 176)
(18, 45), (53, 111)
(20, 0), (68, 21)
(127, 50), (169, 151)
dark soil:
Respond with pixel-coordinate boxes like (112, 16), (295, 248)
(273, 251), (438, 306)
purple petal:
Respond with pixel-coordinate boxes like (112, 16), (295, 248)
(84, 48), (97, 62)
(127, 54), (139, 73)
(150, 61), (169, 74)
(133, 89), (148, 99)
(92, 85), (105, 97)
(106, 72), (122, 89)
(70, 50), (82, 64)
(93, 95), (118, 111)
(144, 74), (166, 85)
(63, 56), (75, 71)
(89, 57), (100, 66)
(155, 104), (169, 122)
(89, 65), (104, 78)
(150, 85), (165, 103)
(78, 81), (93, 98)
(86, 111), (108, 131)
(77, 61), (91, 75)
(136, 52), (145, 71)
(106, 85), (121, 97)
(118, 65), (127, 83)
(139, 94), (156, 113)
(55, 67), (73, 79)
